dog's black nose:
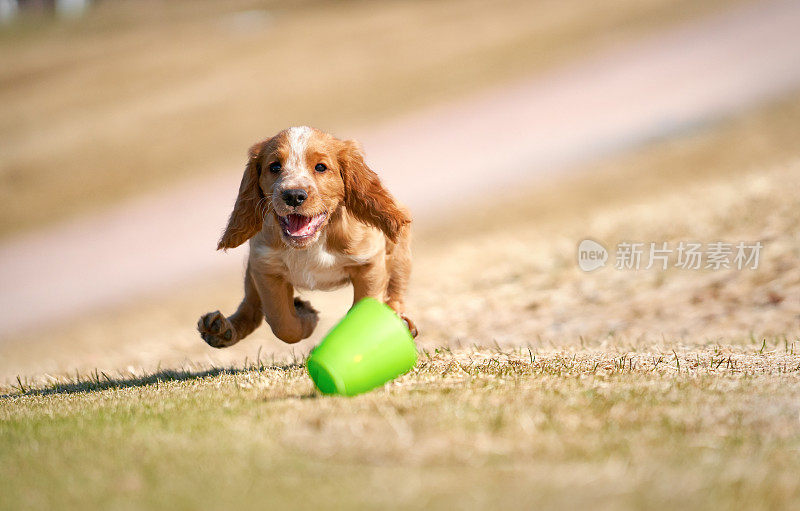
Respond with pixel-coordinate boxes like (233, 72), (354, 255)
(281, 189), (307, 207)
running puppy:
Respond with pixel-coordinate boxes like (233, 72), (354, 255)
(198, 127), (417, 348)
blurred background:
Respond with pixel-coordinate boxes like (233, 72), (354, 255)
(1, 0), (799, 382)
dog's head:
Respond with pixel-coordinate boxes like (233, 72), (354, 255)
(217, 126), (410, 250)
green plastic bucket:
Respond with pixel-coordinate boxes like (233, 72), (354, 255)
(307, 298), (417, 396)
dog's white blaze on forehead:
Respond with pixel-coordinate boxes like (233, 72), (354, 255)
(281, 126), (313, 188)
(286, 126), (311, 169)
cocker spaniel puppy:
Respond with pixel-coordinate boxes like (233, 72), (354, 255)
(198, 126), (417, 348)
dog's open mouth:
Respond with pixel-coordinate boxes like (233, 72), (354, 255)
(279, 213), (326, 239)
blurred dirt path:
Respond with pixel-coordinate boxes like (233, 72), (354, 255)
(2, 0), (800, 338)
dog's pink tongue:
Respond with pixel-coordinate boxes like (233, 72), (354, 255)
(287, 214), (312, 235)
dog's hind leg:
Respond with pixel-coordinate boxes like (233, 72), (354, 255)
(198, 264), (263, 348)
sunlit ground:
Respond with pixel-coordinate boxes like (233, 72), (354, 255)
(2, 1), (798, 509)
(2, 86), (799, 510)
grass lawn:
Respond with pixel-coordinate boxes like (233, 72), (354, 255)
(2, 346), (799, 510)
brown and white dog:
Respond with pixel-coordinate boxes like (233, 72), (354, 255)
(198, 126), (417, 348)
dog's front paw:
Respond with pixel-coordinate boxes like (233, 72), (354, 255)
(197, 310), (238, 348)
(293, 298), (319, 338)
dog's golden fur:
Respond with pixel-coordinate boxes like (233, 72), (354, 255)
(198, 127), (415, 347)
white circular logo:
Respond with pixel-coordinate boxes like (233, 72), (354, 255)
(577, 239), (608, 272)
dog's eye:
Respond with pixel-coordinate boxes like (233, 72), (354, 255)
(268, 162), (281, 174)
(314, 163), (327, 173)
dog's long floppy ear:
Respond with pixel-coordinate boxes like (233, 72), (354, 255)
(338, 140), (411, 243)
(217, 142), (266, 250)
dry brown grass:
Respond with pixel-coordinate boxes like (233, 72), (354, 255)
(413, 156), (800, 347)
(0, 0), (744, 236)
